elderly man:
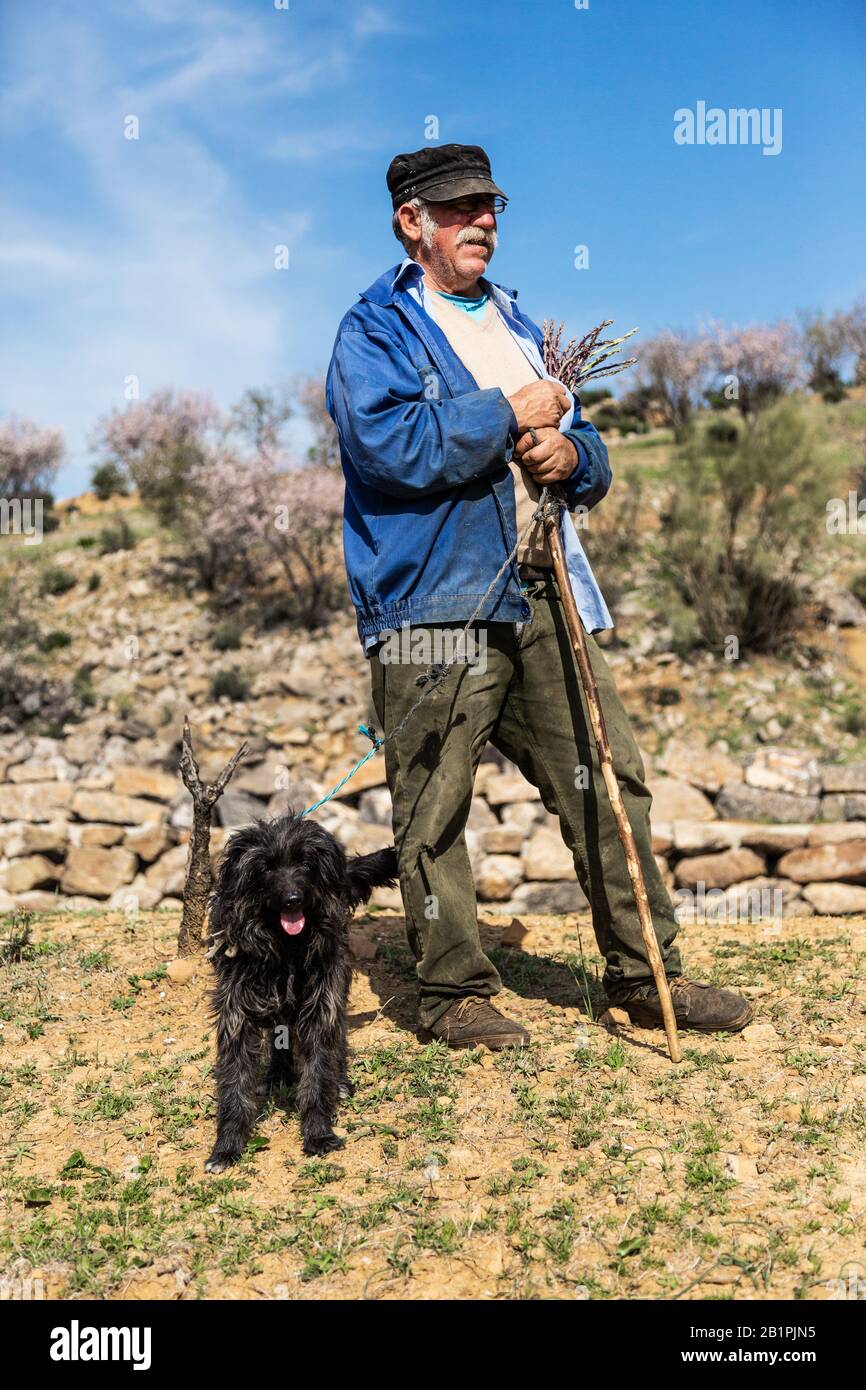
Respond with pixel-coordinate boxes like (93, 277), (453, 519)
(326, 144), (752, 1048)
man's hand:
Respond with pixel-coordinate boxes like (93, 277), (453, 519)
(506, 380), (570, 434)
(514, 427), (578, 484)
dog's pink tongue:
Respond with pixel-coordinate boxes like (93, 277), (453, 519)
(280, 909), (305, 936)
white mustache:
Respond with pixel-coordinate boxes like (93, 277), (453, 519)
(457, 229), (497, 251)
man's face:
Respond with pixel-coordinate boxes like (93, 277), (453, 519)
(398, 195), (500, 289)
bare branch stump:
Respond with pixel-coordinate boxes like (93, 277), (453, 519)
(177, 716), (248, 958)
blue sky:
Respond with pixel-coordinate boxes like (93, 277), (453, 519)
(2, 0), (864, 497)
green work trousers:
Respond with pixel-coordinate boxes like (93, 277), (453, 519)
(368, 573), (681, 1027)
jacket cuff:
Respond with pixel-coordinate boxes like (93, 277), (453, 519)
(564, 434), (586, 483)
(502, 396), (519, 461)
(560, 433), (589, 499)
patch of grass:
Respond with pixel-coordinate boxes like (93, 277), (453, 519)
(297, 1161), (346, 1188)
(81, 1085), (137, 1123)
(684, 1156), (733, 1194)
(0, 917), (34, 966)
(489, 1157), (547, 1196)
(78, 949), (111, 971)
(411, 1216), (460, 1256)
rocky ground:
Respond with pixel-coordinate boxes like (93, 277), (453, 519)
(2, 417), (866, 1304)
(1, 905), (864, 1301)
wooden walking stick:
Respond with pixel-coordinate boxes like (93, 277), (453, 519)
(540, 486), (681, 1063)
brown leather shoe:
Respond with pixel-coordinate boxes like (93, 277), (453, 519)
(429, 997), (530, 1049)
(607, 976), (754, 1033)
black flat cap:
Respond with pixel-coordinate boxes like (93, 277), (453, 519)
(387, 143), (507, 209)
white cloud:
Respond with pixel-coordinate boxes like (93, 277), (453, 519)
(0, 4), (376, 495)
(0, 238), (91, 274)
(271, 127), (381, 162)
(353, 5), (407, 39)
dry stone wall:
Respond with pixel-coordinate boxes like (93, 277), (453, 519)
(1, 716), (865, 921)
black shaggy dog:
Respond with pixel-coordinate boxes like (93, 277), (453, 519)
(205, 812), (398, 1172)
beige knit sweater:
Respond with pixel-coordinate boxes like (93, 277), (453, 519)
(424, 292), (553, 567)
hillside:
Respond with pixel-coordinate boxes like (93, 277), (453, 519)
(1, 408), (866, 920)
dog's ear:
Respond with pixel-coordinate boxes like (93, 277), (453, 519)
(207, 835), (260, 953)
(345, 846), (398, 909)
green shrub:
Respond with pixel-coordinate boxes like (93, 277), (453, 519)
(262, 597), (293, 628)
(1, 619), (30, 650)
(14, 492), (60, 535)
(579, 472), (645, 619)
(617, 384), (658, 427)
(810, 366), (847, 403)
(842, 703), (866, 736)
(87, 573), (101, 592)
(653, 399), (845, 654)
(210, 669), (250, 701)
(594, 402), (648, 435)
(0, 578), (32, 650)
(669, 604), (701, 658)
(704, 387), (736, 412)
(91, 461), (130, 501)
(0, 659), (86, 729)
(212, 619), (243, 652)
(850, 573), (866, 606)
(73, 665), (97, 707)
(39, 630), (72, 653)
(593, 404), (619, 431)
(98, 518), (136, 555)
(39, 566), (76, 597)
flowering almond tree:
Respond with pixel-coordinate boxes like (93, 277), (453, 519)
(92, 388), (222, 526)
(0, 415), (64, 496)
(92, 385), (344, 628)
(631, 330), (715, 435)
(799, 308), (851, 400)
(711, 321), (805, 414)
(189, 448), (344, 627)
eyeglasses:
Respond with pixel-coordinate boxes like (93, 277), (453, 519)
(442, 195), (508, 217)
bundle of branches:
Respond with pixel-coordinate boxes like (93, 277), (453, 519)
(542, 318), (638, 394)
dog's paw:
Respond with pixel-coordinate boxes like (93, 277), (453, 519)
(302, 1132), (344, 1157)
(205, 1151), (239, 1173)
(338, 1078), (355, 1100)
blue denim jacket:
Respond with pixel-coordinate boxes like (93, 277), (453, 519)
(325, 261), (614, 651)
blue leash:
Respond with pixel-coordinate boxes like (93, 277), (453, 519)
(298, 723), (384, 818)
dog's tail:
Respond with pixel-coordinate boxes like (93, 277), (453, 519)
(346, 845), (399, 909)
